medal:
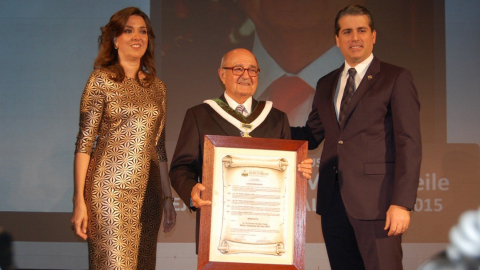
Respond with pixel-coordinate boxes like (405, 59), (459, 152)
(241, 123), (252, 137)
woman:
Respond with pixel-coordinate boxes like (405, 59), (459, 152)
(71, 7), (176, 269)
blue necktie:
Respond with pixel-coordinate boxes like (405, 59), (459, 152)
(235, 104), (248, 117)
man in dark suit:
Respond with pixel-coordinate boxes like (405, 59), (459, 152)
(291, 5), (422, 270)
(169, 48), (312, 249)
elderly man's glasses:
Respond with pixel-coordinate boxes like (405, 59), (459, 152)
(223, 66), (260, 77)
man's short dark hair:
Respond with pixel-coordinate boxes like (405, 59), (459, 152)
(335, 5), (375, 36)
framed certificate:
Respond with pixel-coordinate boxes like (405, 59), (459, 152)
(198, 135), (308, 270)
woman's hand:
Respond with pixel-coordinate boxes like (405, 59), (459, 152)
(71, 199), (88, 240)
(163, 199), (177, 233)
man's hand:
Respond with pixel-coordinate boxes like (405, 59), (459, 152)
(384, 205), (411, 236)
(191, 183), (212, 208)
(298, 158), (314, 179)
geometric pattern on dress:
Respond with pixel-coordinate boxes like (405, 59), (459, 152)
(75, 69), (167, 269)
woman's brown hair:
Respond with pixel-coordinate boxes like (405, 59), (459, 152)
(94, 7), (156, 84)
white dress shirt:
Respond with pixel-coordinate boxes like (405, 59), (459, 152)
(334, 53), (374, 119)
(224, 91), (252, 115)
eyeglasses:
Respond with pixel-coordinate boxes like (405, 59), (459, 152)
(222, 66), (260, 77)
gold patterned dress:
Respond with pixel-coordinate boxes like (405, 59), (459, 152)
(75, 69), (167, 269)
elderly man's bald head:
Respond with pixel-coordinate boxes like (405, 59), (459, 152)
(218, 48), (259, 104)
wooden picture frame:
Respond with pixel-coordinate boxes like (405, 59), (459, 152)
(198, 135), (308, 270)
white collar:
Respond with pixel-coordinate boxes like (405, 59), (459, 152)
(204, 99), (272, 136)
(224, 92), (253, 114)
(343, 53), (374, 80)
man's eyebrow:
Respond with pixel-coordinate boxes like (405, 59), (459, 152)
(231, 64), (257, 68)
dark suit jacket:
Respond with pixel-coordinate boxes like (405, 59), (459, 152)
(169, 94), (290, 246)
(292, 57), (422, 220)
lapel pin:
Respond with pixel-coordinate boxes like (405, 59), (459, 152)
(367, 75), (373, 80)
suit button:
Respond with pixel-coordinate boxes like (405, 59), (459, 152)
(338, 140), (344, 145)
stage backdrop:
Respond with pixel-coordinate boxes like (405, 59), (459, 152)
(0, 0), (479, 269)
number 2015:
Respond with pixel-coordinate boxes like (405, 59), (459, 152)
(414, 198), (443, 212)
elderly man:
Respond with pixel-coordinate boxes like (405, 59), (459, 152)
(170, 48), (312, 248)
